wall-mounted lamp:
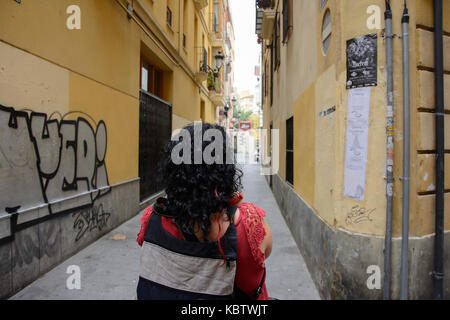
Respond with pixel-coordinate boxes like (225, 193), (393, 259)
(203, 51), (225, 78)
(214, 51), (224, 70)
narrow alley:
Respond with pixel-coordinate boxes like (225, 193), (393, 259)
(2, 0), (448, 302)
(10, 165), (320, 300)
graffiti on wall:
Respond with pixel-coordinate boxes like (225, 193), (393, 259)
(0, 105), (111, 241)
(73, 203), (111, 242)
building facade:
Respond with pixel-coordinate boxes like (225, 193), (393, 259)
(0, 0), (234, 298)
(258, 0), (449, 299)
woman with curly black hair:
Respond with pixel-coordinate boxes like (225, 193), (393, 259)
(136, 122), (272, 300)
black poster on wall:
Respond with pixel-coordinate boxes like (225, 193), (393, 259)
(346, 34), (378, 89)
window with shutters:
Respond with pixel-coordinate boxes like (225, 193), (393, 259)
(282, 0), (293, 44)
(141, 59), (163, 98)
(274, 13), (281, 70)
(167, 6), (173, 28)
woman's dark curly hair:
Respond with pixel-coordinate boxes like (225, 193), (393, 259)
(162, 122), (243, 241)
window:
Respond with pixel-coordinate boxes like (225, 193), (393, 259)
(167, 6), (172, 28)
(263, 60), (268, 103)
(201, 47), (208, 72)
(183, 0), (188, 49)
(225, 63), (229, 81)
(200, 100), (205, 122)
(269, 122), (273, 188)
(321, 9), (332, 55)
(286, 117), (294, 185)
(269, 40), (275, 106)
(270, 42), (274, 106)
(213, 1), (220, 33)
(282, 0), (293, 44)
(274, 13), (281, 70)
(141, 59), (163, 98)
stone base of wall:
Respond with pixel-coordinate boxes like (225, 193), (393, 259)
(272, 174), (450, 300)
(0, 179), (141, 299)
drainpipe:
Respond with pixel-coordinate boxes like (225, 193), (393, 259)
(400, 0), (410, 300)
(178, 0), (181, 55)
(383, 0), (394, 300)
(433, 0), (445, 300)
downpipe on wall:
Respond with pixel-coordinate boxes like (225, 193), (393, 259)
(400, 0), (410, 300)
(383, 0), (394, 301)
(433, 0), (445, 300)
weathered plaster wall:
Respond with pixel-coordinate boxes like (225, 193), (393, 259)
(0, 41), (142, 299)
(273, 173), (450, 299)
(262, 0), (450, 298)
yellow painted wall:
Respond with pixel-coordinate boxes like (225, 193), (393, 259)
(313, 66), (336, 226)
(263, 0), (449, 237)
(0, 0), (141, 99)
(0, 40), (140, 186)
(1, 0), (225, 189)
(68, 72), (139, 185)
(333, 0), (390, 236)
(0, 41), (69, 115)
(412, 0), (450, 236)
(293, 83), (315, 206)
(135, 0), (225, 123)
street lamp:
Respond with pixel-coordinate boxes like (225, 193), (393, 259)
(214, 51), (225, 70)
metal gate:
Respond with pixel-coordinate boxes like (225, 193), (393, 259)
(139, 89), (172, 201)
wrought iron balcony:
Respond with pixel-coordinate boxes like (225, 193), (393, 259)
(209, 78), (225, 106)
(255, 1), (276, 40)
(194, 48), (208, 82)
(256, 0), (275, 10)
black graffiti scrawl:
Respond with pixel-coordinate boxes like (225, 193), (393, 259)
(72, 203), (111, 242)
(0, 105), (111, 240)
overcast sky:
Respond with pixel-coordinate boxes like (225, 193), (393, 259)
(229, 0), (260, 96)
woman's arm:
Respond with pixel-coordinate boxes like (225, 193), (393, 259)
(260, 218), (272, 259)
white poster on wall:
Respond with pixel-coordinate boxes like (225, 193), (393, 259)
(344, 87), (371, 201)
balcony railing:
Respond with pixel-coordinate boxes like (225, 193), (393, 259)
(256, 0), (275, 9)
(255, 1), (276, 40)
(208, 74), (225, 106)
(194, 47), (208, 82)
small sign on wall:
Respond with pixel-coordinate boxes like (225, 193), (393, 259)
(346, 34), (378, 89)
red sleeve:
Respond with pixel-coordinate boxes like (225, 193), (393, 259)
(238, 202), (267, 267)
(136, 206), (153, 246)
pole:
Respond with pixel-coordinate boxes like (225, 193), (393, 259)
(383, 0), (394, 300)
(400, 0), (410, 300)
(433, 0), (445, 300)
